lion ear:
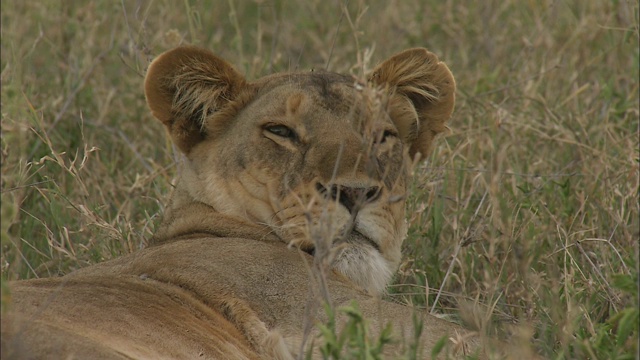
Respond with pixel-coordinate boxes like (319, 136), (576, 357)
(144, 46), (246, 154)
(370, 48), (455, 160)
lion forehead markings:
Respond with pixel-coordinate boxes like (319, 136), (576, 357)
(261, 72), (359, 117)
(285, 92), (305, 116)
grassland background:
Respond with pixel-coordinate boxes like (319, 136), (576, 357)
(1, 1), (638, 358)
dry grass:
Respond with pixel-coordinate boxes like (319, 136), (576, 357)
(1, 1), (638, 358)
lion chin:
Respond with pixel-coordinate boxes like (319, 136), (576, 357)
(0, 46), (484, 360)
(332, 232), (396, 294)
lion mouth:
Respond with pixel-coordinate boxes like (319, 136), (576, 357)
(345, 229), (380, 251)
(303, 228), (380, 257)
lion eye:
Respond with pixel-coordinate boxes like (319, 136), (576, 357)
(265, 125), (296, 139)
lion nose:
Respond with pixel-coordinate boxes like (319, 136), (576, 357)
(316, 183), (381, 213)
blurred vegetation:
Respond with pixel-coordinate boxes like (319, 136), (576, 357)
(1, 0), (638, 358)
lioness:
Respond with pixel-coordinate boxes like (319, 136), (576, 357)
(1, 46), (479, 359)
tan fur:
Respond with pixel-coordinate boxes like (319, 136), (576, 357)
(1, 46), (483, 359)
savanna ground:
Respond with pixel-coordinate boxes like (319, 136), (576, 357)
(1, 1), (638, 359)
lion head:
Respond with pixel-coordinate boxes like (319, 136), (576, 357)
(144, 46), (455, 294)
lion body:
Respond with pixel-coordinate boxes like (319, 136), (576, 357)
(1, 46), (480, 359)
(3, 238), (470, 359)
